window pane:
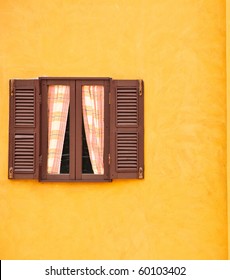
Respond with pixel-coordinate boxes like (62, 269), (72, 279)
(60, 113), (70, 173)
(82, 117), (93, 174)
(47, 85), (70, 174)
(82, 85), (104, 174)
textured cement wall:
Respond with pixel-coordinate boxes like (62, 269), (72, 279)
(227, 0), (230, 259)
(0, 0), (227, 259)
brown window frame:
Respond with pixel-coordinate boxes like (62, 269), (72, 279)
(8, 77), (144, 182)
(40, 77), (111, 182)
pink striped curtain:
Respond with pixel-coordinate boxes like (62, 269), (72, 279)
(47, 85), (70, 174)
(82, 85), (104, 175)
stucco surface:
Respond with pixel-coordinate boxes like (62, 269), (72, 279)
(0, 0), (227, 259)
(227, 0), (230, 259)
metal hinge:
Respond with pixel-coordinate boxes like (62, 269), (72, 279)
(139, 80), (143, 96)
(9, 167), (13, 179)
(10, 80), (14, 97)
(108, 153), (111, 165)
(109, 92), (111, 105)
(138, 167), (143, 179)
(39, 155), (42, 166)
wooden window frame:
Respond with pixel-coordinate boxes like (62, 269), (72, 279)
(8, 77), (144, 182)
(39, 77), (111, 182)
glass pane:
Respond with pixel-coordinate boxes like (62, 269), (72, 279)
(47, 85), (70, 174)
(60, 113), (70, 173)
(82, 117), (93, 174)
(82, 85), (104, 174)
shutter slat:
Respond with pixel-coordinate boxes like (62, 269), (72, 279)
(116, 85), (138, 127)
(15, 87), (35, 127)
(116, 132), (138, 172)
(8, 79), (40, 179)
(110, 80), (144, 179)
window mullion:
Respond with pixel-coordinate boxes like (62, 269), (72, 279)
(75, 81), (82, 180)
(69, 81), (76, 180)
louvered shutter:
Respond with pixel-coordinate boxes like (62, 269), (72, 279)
(8, 79), (40, 179)
(110, 80), (144, 179)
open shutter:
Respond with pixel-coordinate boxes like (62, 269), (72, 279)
(110, 80), (144, 179)
(8, 79), (40, 179)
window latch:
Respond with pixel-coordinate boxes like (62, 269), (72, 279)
(139, 80), (143, 96)
(9, 167), (13, 179)
(138, 167), (143, 179)
(10, 80), (14, 97)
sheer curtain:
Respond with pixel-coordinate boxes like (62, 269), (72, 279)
(47, 85), (70, 174)
(82, 85), (104, 174)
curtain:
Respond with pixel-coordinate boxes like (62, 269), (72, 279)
(47, 85), (70, 174)
(82, 85), (104, 174)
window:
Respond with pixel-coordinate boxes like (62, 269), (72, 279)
(8, 77), (144, 182)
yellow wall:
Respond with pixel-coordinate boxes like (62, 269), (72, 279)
(227, 0), (230, 259)
(0, 0), (228, 259)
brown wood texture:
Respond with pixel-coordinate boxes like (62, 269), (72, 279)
(8, 79), (40, 179)
(9, 77), (144, 181)
(110, 80), (144, 179)
(40, 79), (76, 181)
(39, 78), (110, 182)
